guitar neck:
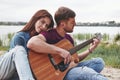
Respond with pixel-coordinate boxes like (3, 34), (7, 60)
(69, 38), (93, 55)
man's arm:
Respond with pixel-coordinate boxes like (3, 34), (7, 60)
(27, 34), (71, 64)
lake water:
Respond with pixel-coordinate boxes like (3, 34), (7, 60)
(0, 25), (120, 35)
(0, 25), (23, 35)
(73, 26), (120, 35)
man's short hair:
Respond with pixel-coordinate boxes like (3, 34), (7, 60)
(54, 7), (76, 26)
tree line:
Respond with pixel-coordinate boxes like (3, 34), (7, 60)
(0, 21), (120, 26)
(0, 21), (26, 25)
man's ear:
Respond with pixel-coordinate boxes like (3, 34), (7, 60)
(60, 21), (65, 26)
(61, 23), (64, 26)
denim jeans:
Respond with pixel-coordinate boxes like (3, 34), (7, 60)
(0, 46), (34, 80)
(64, 58), (108, 80)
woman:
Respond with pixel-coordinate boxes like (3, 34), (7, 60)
(0, 9), (54, 80)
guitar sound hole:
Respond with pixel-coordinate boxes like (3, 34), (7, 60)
(58, 61), (70, 72)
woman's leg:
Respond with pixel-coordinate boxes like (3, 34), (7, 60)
(13, 46), (34, 80)
(0, 46), (34, 80)
(0, 49), (16, 79)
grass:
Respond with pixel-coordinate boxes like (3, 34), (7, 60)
(85, 43), (120, 68)
(0, 33), (14, 50)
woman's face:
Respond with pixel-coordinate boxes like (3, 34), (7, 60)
(35, 17), (51, 33)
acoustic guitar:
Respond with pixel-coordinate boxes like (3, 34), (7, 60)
(28, 33), (102, 80)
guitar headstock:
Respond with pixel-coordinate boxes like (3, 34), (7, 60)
(94, 33), (102, 40)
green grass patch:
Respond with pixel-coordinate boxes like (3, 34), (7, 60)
(78, 42), (120, 68)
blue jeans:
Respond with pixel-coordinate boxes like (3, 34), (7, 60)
(64, 58), (108, 80)
(0, 46), (34, 80)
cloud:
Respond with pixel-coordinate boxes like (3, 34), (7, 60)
(0, 0), (120, 22)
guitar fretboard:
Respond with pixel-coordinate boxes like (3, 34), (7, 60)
(69, 38), (93, 55)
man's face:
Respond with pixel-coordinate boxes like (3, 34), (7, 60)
(64, 18), (76, 33)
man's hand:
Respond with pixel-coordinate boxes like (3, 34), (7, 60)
(59, 49), (72, 64)
(89, 38), (100, 52)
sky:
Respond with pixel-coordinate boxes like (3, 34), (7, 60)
(0, 0), (120, 22)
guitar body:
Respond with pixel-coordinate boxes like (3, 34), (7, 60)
(28, 39), (79, 80)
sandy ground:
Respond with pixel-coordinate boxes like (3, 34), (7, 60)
(101, 67), (120, 80)
(0, 51), (120, 80)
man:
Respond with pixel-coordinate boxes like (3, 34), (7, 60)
(27, 7), (108, 80)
